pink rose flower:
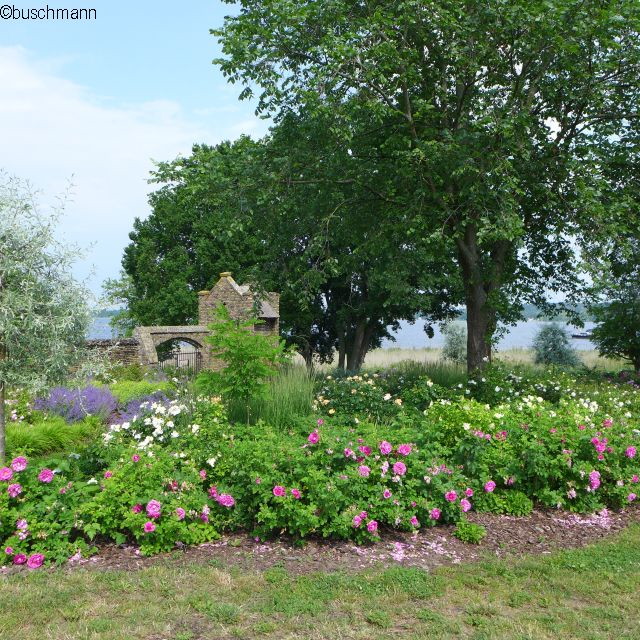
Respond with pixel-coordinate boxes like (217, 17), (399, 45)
(199, 470), (207, 480)
(7, 483), (22, 498)
(465, 488), (474, 497)
(317, 419), (324, 426)
(16, 519), (28, 530)
(625, 446), (637, 459)
(567, 488), (577, 499)
(143, 521), (156, 533)
(0, 467), (13, 481)
(632, 475), (640, 484)
(10, 456), (27, 472)
(308, 430), (320, 444)
(410, 516), (420, 527)
(379, 441), (393, 455)
(628, 493), (637, 502)
(38, 469), (54, 483)
(589, 470), (601, 490)
(13, 554), (27, 565)
(366, 520), (378, 533)
(578, 424), (586, 430)
(216, 493), (236, 507)
(344, 448), (355, 459)
(103, 471), (113, 479)
(429, 508), (441, 520)
(602, 418), (613, 428)
(290, 489), (301, 500)
(131, 504), (142, 514)
(131, 454), (140, 462)
(358, 445), (371, 456)
(273, 485), (286, 497)
(146, 499), (162, 518)
(445, 491), (457, 502)
(397, 444), (412, 456)
(392, 461), (407, 476)
(208, 486), (218, 498)
(460, 499), (472, 513)
(382, 489), (392, 499)
(358, 465), (371, 478)
(352, 515), (362, 528)
(27, 553), (44, 570)
(484, 480), (496, 493)
(175, 507), (186, 520)
(4, 547), (13, 555)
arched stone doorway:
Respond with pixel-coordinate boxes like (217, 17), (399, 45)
(156, 337), (203, 373)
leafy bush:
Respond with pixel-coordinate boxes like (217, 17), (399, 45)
(442, 323), (467, 365)
(314, 373), (403, 424)
(196, 304), (291, 419)
(34, 386), (117, 422)
(532, 324), (580, 367)
(453, 520), (486, 544)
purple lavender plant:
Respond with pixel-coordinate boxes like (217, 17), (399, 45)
(34, 386), (118, 423)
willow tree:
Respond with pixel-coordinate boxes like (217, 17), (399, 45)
(214, 0), (640, 370)
(0, 174), (92, 461)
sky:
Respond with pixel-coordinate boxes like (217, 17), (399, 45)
(0, 0), (269, 297)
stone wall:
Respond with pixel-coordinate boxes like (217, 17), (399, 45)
(85, 338), (141, 366)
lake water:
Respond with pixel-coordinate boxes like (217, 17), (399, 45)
(89, 316), (596, 350)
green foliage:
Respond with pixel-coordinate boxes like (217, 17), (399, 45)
(196, 305), (291, 411)
(0, 173), (102, 459)
(108, 380), (174, 405)
(7, 416), (100, 458)
(474, 490), (533, 517)
(214, 0), (640, 370)
(533, 324), (580, 367)
(79, 450), (220, 556)
(442, 323), (467, 366)
(453, 520), (487, 544)
(590, 299), (640, 374)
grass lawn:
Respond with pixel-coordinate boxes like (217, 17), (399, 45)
(2, 526), (639, 639)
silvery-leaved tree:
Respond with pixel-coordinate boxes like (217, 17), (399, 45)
(0, 173), (93, 461)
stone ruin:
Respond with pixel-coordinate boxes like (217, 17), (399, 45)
(92, 273), (280, 372)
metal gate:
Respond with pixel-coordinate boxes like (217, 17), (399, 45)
(159, 349), (203, 373)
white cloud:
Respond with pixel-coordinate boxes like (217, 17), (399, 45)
(0, 46), (265, 294)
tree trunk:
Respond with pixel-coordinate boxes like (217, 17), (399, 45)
(456, 225), (507, 373)
(345, 321), (374, 371)
(0, 380), (5, 464)
(346, 321), (366, 370)
(337, 326), (346, 370)
(465, 283), (493, 371)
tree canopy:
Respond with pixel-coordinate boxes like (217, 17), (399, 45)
(214, 0), (640, 369)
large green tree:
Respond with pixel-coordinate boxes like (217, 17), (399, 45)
(214, 0), (640, 370)
(113, 115), (458, 368)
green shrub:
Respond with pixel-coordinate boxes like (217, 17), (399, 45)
(442, 322), (467, 365)
(7, 416), (101, 458)
(532, 324), (580, 367)
(108, 380), (173, 405)
(196, 305), (291, 421)
(453, 520), (486, 544)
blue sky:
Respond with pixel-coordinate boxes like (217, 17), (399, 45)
(1, 0), (268, 297)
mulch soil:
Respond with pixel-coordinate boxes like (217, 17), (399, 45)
(26, 504), (638, 576)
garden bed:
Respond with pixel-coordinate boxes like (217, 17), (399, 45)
(19, 505), (638, 576)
